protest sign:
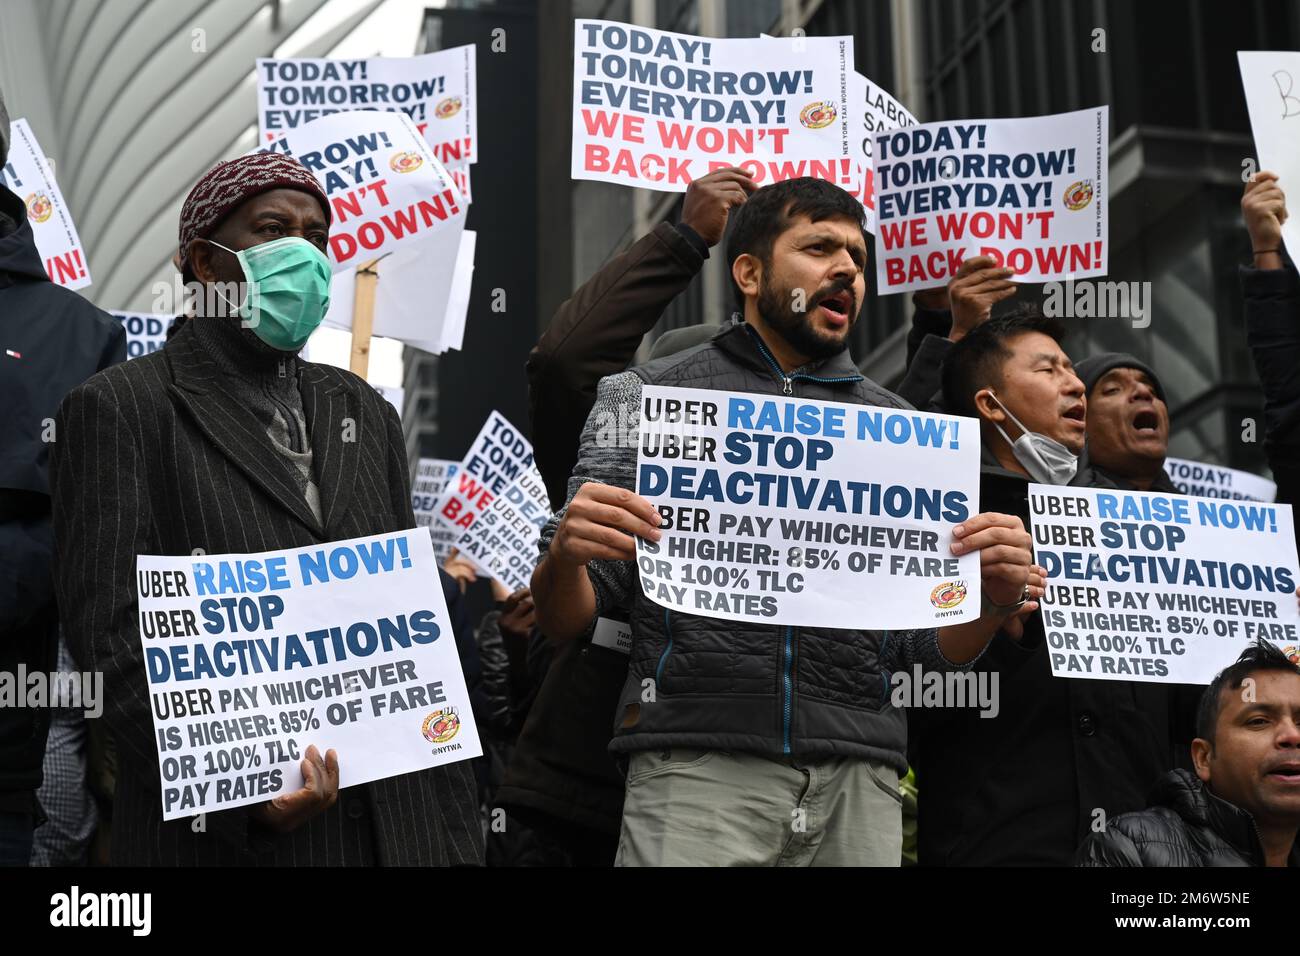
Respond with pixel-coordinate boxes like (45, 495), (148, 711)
(436, 229), (476, 353)
(1, 119), (91, 290)
(322, 224), (471, 354)
(874, 106), (1109, 295)
(1165, 457), (1277, 503)
(413, 458), (461, 562)
(434, 411), (535, 533)
(109, 311), (174, 360)
(258, 47), (477, 170)
(1029, 484), (1300, 684)
(261, 110), (465, 272)
(634, 385), (981, 628)
(850, 71), (918, 233)
(572, 21), (853, 191)
(1238, 52), (1300, 262)
(454, 465), (551, 592)
(137, 529), (481, 820)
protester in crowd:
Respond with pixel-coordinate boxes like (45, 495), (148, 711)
(500, 170), (756, 866)
(1072, 353), (1178, 493)
(1241, 171), (1299, 532)
(1077, 639), (1300, 867)
(531, 176), (1042, 866)
(0, 87), (127, 866)
(528, 167), (757, 509)
(49, 152), (482, 866)
(908, 307), (1182, 865)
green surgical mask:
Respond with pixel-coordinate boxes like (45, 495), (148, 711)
(207, 236), (332, 351)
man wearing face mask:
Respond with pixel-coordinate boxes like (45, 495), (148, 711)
(49, 153), (482, 866)
(905, 307), (1182, 866)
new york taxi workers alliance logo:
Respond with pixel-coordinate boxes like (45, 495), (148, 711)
(26, 192), (53, 223)
(1063, 180), (1094, 211)
(1283, 645), (1299, 666)
(930, 581), (968, 610)
(389, 151), (424, 174)
(799, 101), (837, 129)
(422, 707), (460, 745)
(435, 96), (463, 119)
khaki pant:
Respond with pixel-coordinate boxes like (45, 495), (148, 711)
(615, 748), (902, 867)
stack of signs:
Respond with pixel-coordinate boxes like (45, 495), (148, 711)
(109, 311), (175, 360)
(873, 107), (1109, 294)
(322, 228), (476, 354)
(850, 72), (918, 233)
(258, 48), (477, 199)
(1, 119), (92, 290)
(1239, 52), (1300, 262)
(755, 35), (918, 234)
(412, 458), (461, 562)
(433, 411), (535, 569)
(261, 110), (466, 273)
(1164, 458), (1278, 503)
(454, 464), (551, 593)
(572, 21), (854, 191)
(257, 49), (478, 356)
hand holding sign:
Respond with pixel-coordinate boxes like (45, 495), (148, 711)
(947, 255), (1017, 343)
(1242, 171), (1289, 271)
(952, 511), (1037, 607)
(250, 744), (339, 833)
(680, 166), (757, 246)
(551, 482), (663, 564)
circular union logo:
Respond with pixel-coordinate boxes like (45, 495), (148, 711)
(435, 96), (463, 119)
(422, 708), (460, 744)
(389, 151), (424, 174)
(1063, 180), (1094, 211)
(799, 101), (837, 129)
(930, 581), (968, 609)
(26, 192), (53, 223)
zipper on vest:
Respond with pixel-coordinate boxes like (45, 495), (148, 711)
(278, 358), (287, 379)
(782, 626), (794, 754)
(744, 323), (864, 396)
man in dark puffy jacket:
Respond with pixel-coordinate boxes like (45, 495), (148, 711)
(1078, 640), (1300, 866)
(532, 177), (1039, 866)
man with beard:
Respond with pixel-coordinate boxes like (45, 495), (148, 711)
(531, 177), (1040, 866)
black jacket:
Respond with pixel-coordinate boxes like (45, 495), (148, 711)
(911, 458), (1195, 865)
(0, 184), (125, 803)
(1077, 769), (1300, 866)
(501, 221), (707, 837)
(50, 319), (482, 866)
(1241, 262), (1300, 535)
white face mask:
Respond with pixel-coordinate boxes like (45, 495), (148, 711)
(987, 391), (1079, 486)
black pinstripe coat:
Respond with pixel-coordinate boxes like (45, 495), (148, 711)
(49, 319), (483, 866)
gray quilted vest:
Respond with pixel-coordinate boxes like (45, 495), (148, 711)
(613, 320), (913, 770)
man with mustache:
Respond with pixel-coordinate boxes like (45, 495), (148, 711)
(1079, 639), (1300, 867)
(907, 308), (1183, 865)
(532, 177), (1039, 866)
